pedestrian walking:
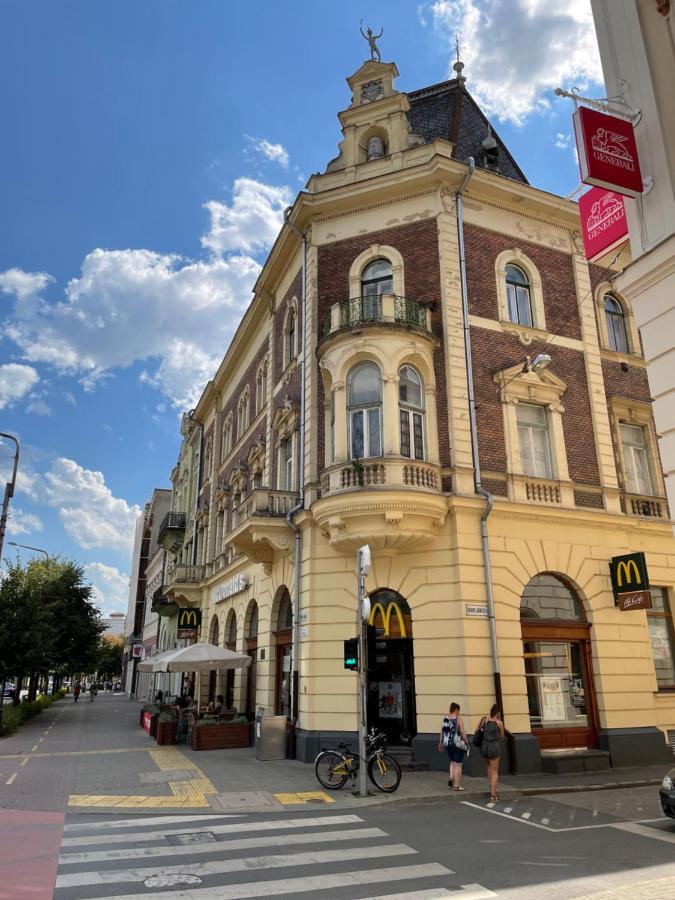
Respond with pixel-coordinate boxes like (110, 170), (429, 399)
(73, 681), (81, 702)
(477, 704), (504, 802)
(438, 702), (468, 791)
(88, 683), (97, 702)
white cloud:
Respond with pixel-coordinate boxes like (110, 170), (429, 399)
(26, 396), (53, 416)
(202, 177), (292, 256)
(427, 0), (603, 125)
(85, 561), (129, 615)
(0, 363), (40, 410)
(1, 177), (290, 409)
(246, 136), (290, 168)
(0, 268), (53, 301)
(555, 132), (571, 149)
(42, 457), (141, 554)
(6, 507), (44, 537)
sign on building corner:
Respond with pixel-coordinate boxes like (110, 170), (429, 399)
(609, 552), (652, 611)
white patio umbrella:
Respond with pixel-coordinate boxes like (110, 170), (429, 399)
(154, 642), (251, 711)
(136, 647), (181, 674)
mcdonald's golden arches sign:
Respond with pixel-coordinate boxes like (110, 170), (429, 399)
(609, 552), (652, 611)
(177, 607), (202, 638)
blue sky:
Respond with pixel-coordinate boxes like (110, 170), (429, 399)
(0, 0), (603, 613)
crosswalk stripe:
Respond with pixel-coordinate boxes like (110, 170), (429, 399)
(55, 843), (418, 889)
(61, 813), (362, 847)
(357, 892), (456, 900)
(58, 826), (387, 865)
(74, 863), (451, 900)
(64, 813), (236, 832)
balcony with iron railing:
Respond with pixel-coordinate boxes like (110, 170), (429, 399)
(157, 511), (187, 553)
(321, 294), (432, 340)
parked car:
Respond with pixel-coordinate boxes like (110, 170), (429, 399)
(660, 770), (675, 818)
(3, 683), (16, 699)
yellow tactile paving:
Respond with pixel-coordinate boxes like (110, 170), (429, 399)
(68, 745), (217, 809)
(273, 791), (335, 805)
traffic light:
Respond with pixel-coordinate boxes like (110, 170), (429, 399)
(366, 625), (386, 672)
(343, 637), (359, 671)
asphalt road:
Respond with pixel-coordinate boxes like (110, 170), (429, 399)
(53, 788), (675, 900)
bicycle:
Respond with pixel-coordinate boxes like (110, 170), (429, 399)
(314, 727), (401, 793)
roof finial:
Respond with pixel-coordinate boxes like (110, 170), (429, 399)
(453, 34), (466, 84)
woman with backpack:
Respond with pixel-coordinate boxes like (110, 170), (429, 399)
(476, 704), (504, 802)
(438, 702), (468, 792)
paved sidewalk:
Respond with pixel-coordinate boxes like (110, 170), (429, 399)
(0, 694), (670, 816)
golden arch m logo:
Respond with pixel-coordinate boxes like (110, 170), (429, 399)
(177, 608), (202, 635)
(369, 601), (407, 638)
(616, 559), (641, 588)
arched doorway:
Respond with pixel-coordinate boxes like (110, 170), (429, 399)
(224, 610), (237, 710)
(273, 587), (293, 716)
(244, 601), (258, 720)
(521, 574), (598, 750)
(208, 615), (219, 702)
(367, 589), (416, 745)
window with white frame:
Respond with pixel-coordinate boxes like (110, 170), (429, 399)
(347, 362), (382, 459)
(620, 423), (652, 495)
(398, 365), (425, 460)
(285, 307), (296, 367)
(506, 264), (533, 327)
(517, 403), (553, 479)
(278, 436), (294, 490)
(647, 588), (675, 689)
(604, 295), (629, 353)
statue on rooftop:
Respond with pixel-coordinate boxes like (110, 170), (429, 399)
(360, 21), (383, 62)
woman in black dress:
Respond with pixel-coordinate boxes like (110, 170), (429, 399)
(480, 704), (504, 802)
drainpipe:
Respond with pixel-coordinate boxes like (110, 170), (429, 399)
(283, 206), (307, 729)
(455, 158), (504, 716)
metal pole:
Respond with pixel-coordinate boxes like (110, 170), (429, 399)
(357, 549), (368, 798)
(0, 432), (20, 562)
(7, 542), (48, 559)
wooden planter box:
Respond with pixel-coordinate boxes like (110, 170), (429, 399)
(156, 720), (177, 745)
(190, 722), (250, 751)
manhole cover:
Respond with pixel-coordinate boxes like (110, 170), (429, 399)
(167, 832), (216, 846)
(144, 874), (202, 887)
(212, 791), (280, 810)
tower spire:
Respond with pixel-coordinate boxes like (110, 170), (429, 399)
(453, 35), (466, 85)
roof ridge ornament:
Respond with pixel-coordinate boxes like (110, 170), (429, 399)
(453, 35), (466, 85)
(360, 20), (383, 62)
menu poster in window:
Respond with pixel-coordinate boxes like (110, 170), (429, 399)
(378, 681), (402, 719)
(541, 676), (566, 721)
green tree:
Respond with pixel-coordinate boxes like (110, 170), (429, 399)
(95, 635), (124, 681)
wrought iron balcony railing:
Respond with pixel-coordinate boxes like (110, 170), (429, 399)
(321, 294), (431, 338)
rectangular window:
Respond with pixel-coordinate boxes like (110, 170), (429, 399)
(400, 409), (425, 460)
(279, 437), (294, 490)
(620, 423), (652, 495)
(507, 283), (533, 327)
(647, 588), (675, 689)
(350, 408), (381, 459)
(517, 403), (552, 479)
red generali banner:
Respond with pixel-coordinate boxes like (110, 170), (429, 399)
(579, 187), (629, 262)
(573, 106), (643, 197)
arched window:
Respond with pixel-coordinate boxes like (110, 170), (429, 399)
(246, 602), (258, 639)
(520, 574), (585, 621)
(255, 359), (267, 414)
(237, 390), (249, 439)
(221, 415), (232, 461)
(361, 258), (392, 320)
(276, 589), (293, 631)
(604, 295), (629, 353)
(398, 365), (425, 460)
(285, 307), (296, 366)
(348, 362), (382, 459)
(506, 264), (533, 327)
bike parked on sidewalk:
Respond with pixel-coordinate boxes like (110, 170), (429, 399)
(314, 727), (401, 793)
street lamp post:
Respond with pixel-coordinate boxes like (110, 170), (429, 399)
(0, 432), (20, 562)
(7, 542), (49, 559)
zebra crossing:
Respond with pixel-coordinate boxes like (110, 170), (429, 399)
(55, 810), (497, 900)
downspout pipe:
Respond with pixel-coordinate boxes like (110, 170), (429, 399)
(455, 158), (504, 716)
(284, 206), (307, 728)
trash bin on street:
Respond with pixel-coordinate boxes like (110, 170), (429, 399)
(255, 707), (288, 760)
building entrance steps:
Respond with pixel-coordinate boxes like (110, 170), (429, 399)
(541, 747), (611, 775)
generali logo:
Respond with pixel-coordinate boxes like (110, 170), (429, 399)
(590, 127), (636, 172)
(573, 106), (643, 198)
(578, 186), (628, 262)
(586, 191), (624, 236)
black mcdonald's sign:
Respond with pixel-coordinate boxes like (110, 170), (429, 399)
(177, 607), (202, 637)
(609, 552), (652, 611)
